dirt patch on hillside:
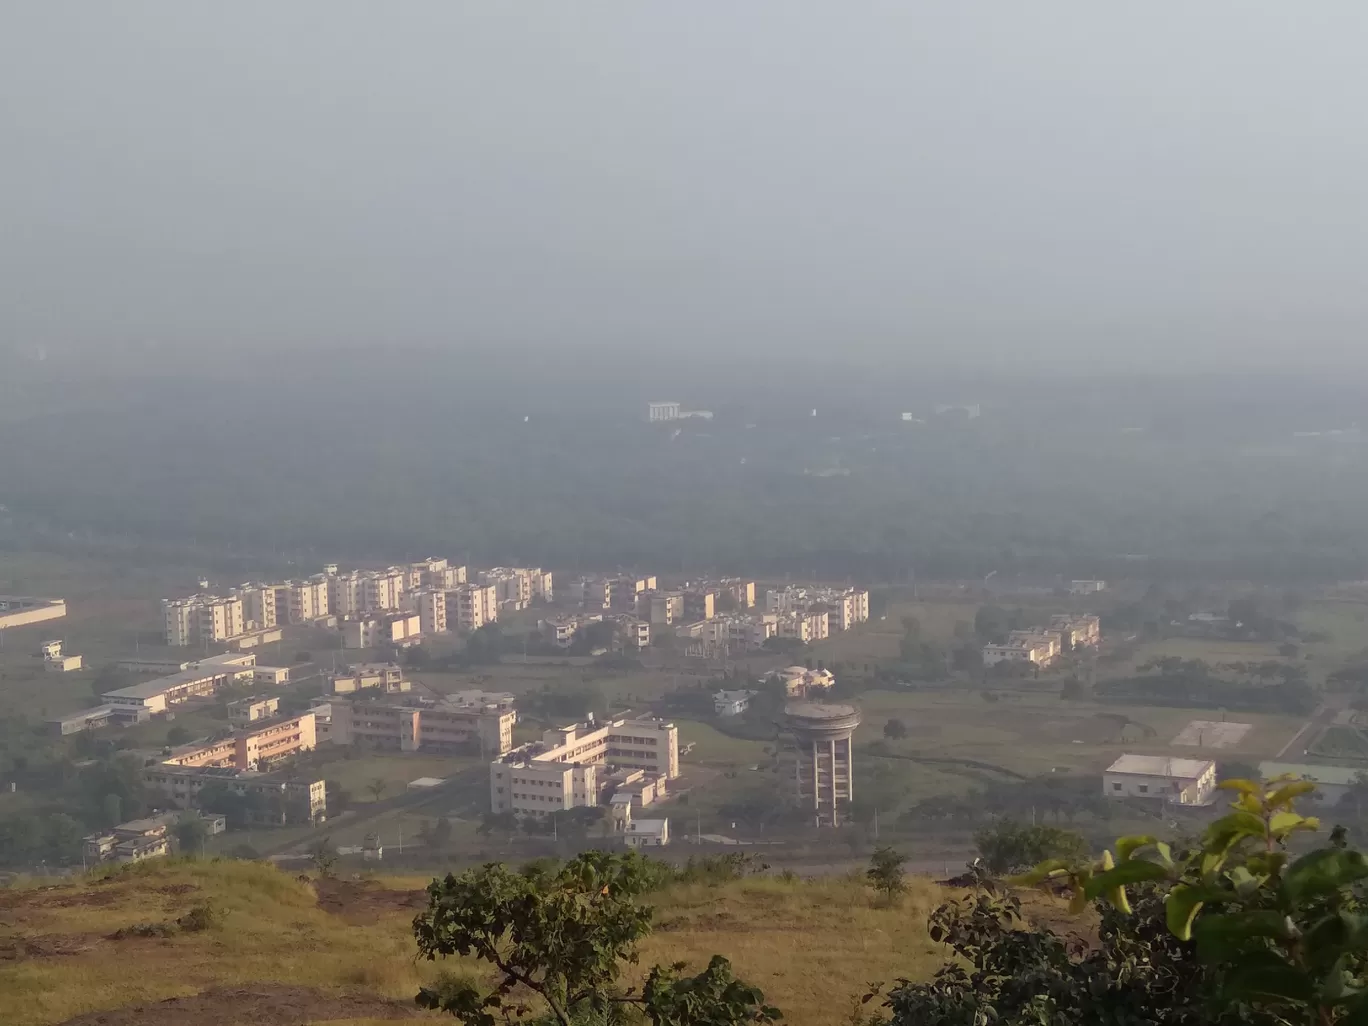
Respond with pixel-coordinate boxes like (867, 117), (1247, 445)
(0, 931), (100, 960)
(313, 877), (426, 924)
(56, 984), (422, 1025)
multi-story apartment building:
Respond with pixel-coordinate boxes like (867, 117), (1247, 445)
(362, 568), (406, 612)
(778, 610), (829, 643)
(451, 583), (499, 631)
(1051, 614), (1102, 651)
(142, 764), (327, 825)
(682, 589), (716, 622)
(162, 712), (317, 772)
(717, 578), (757, 609)
(678, 614), (777, 651)
(982, 634), (1057, 668)
(490, 715), (679, 818)
(613, 616), (651, 650)
(647, 401), (681, 422)
(413, 559), (467, 590)
(328, 570), (368, 617)
(415, 589), (448, 635)
(332, 698), (515, 756)
(341, 612), (421, 649)
(481, 568), (533, 610)
(164, 595), (251, 646)
(237, 585), (278, 629)
(284, 577), (331, 623)
(765, 586), (868, 628)
(639, 591), (684, 625)
(569, 575), (656, 611)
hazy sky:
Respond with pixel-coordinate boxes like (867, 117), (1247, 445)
(4, 3), (1368, 369)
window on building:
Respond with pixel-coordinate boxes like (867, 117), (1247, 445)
(1138, 785), (1148, 794)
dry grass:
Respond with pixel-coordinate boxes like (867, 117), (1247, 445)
(0, 859), (958, 1026)
(642, 874), (950, 1026)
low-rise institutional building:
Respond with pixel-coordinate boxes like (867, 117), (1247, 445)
(0, 596), (68, 630)
(490, 715), (679, 819)
(1258, 762), (1364, 807)
(82, 811), (225, 865)
(1103, 754), (1218, 806)
(98, 653), (289, 723)
(329, 663), (408, 694)
(714, 689), (756, 716)
(161, 712), (317, 772)
(331, 696), (516, 756)
(623, 818), (670, 848)
(141, 764), (327, 825)
(41, 639), (83, 672)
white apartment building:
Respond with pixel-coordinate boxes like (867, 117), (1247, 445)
(481, 568), (533, 610)
(778, 610), (829, 644)
(328, 571), (368, 617)
(286, 577), (331, 623)
(766, 587), (869, 629)
(490, 716), (679, 818)
(163, 595), (246, 647)
(363, 569), (406, 612)
(342, 612), (422, 649)
(642, 592), (684, 625)
(714, 689), (756, 716)
(1104, 755), (1218, 806)
(647, 401), (681, 422)
(452, 583), (499, 631)
(416, 589), (448, 635)
(237, 585), (278, 629)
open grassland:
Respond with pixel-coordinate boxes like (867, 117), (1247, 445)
(0, 858), (956, 1026)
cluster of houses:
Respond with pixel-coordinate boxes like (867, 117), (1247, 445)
(981, 614), (1102, 668)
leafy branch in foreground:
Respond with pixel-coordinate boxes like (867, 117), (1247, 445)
(1011, 775), (1368, 1025)
(412, 850), (781, 1026)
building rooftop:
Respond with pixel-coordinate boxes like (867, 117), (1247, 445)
(1106, 755), (1215, 779)
(1258, 762), (1367, 787)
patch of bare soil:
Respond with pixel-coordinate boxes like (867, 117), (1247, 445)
(313, 877), (426, 924)
(56, 984), (423, 1025)
(0, 932), (100, 960)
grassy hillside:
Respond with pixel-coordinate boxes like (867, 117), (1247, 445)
(0, 857), (952, 1026)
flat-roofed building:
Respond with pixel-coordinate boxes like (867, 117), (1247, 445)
(647, 401), (680, 422)
(0, 596), (67, 630)
(342, 612), (421, 649)
(162, 712), (316, 771)
(363, 569), (406, 612)
(451, 583), (499, 631)
(237, 584), (278, 629)
(416, 589), (448, 635)
(141, 764), (326, 824)
(329, 663), (407, 694)
(624, 818), (670, 848)
(49, 705), (125, 735)
(41, 639), (83, 672)
(490, 715), (678, 818)
(332, 698), (514, 755)
(228, 696), (280, 726)
(1051, 614), (1102, 651)
(1103, 754), (1218, 806)
(1258, 762), (1365, 808)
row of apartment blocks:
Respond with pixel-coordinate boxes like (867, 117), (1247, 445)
(165, 561), (552, 648)
(568, 576), (756, 614)
(490, 714), (679, 820)
(674, 587), (871, 652)
(82, 811), (226, 866)
(981, 614), (1103, 668)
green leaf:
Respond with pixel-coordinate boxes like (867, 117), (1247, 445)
(1269, 811), (1319, 837)
(1155, 841), (1174, 867)
(1218, 778), (1260, 795)
(1083, 859), (1171, 900)
(1166, 884), (1207, 941)
(1285, 848), (1368, 902)
(1115, 835), (1156, 863)
(1194, 911), (1294, 963)
(1206, 811), (1267, 850)
(1266, 780), (1317, 807)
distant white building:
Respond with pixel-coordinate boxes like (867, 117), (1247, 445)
(624, 818), (670, 848)
(1103, 754), (1217, 806)
(41, 639), (83, 673)
(648, 402), (681, 423)
(713, 689), (756, 717)
(1069, 580), (1108, 595)
(1258, 762), (1365, 808)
